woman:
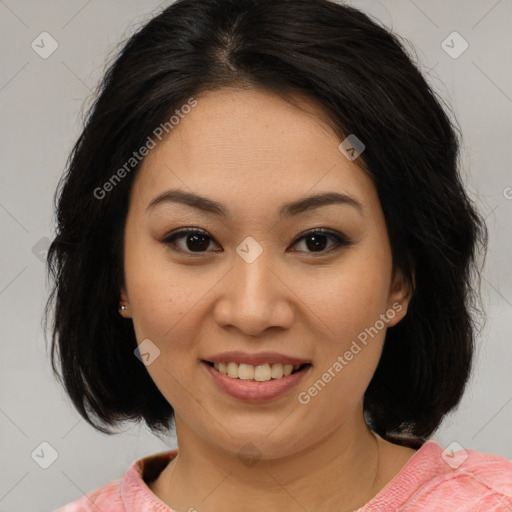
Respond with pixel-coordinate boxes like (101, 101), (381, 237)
(47, 0), (512, 510)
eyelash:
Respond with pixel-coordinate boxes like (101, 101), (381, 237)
(161, 227), (353, 257)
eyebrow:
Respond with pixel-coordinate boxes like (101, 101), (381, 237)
(146, 188), (363, 218)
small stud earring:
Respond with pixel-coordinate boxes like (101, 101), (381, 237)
(119, 304), (127, 311)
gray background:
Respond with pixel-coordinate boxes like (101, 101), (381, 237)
(0, 1), (511, 510)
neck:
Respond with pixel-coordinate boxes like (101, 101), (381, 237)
(153, 408), (384, 512)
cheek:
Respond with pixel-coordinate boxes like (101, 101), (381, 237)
(128, 270), (197, 342)
(299, 259), (391, 340)
(123, 251), (204, 403)
(295, 272), (389, 416)
(123, 234), (188, 338)
(297, 250), (392, 401)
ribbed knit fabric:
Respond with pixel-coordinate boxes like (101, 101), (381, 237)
(55, 441), (512, 511)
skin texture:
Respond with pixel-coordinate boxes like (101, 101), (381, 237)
(120, 87), (416, 512)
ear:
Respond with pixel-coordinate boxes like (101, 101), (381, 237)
(385, 267), (414, 328)
(118, 287), (132, 318)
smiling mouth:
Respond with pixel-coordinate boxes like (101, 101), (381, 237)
(203, 360), (312, 381)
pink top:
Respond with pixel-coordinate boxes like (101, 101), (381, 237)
(55, 440), (512, 511)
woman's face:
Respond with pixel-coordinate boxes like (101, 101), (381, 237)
(121, 87), (411, 459)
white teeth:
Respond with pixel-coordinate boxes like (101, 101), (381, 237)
(238, 363), (254, 380)
(254, 364), (271, 381)
(271, 364), (284, 379)
(211, 361), (303, 381)
(227, 362), (239, 378)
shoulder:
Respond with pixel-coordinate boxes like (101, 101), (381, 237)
(54, 478), (123, 511)
(54, 449), (178, 511)
(402, 441), (512, 511)
(362, 440), (512, 511)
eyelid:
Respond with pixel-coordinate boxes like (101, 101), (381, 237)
(289, 227), (353, 254)
(161, 227), (353, 255)
(161, 227), (221, 255)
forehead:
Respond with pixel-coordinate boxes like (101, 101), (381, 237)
(130, 87), (377, 218)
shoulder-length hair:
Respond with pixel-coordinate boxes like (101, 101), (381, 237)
(45, 0), (487, 448)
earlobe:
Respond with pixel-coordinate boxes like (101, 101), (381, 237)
(119, 288), (132, 318)
(386, 269), (415, 327)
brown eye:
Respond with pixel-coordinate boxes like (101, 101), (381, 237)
(162, 227), (352, 256)
(162, 228), (220, 254)
(290, 229), (353, 255)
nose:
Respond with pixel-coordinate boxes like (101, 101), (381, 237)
(213, 248), (295, 337)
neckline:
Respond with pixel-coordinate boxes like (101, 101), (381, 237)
(127, 440), (443, 511)
(357, 440), (443, 511)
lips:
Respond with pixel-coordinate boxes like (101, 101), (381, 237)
(201, 359), (312, 402)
